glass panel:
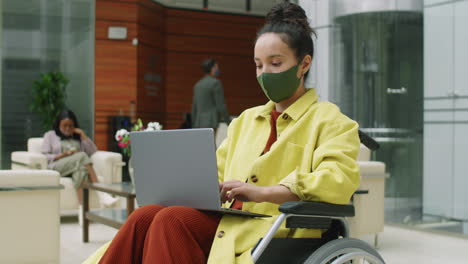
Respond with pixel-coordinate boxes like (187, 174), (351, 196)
(1, 0), (94, 169)
(251, 0), (298, 15)
(167, 0), (204, 9)
(91, 182), (135, 195)
(332, 11), (424, 224)
(61, 0), (95, 138)
(208, 0), (246, 12)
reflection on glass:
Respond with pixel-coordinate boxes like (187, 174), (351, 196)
(332, 11), (424, 224)
(1, 0), (94, 169)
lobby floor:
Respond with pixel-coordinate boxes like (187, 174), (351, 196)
(61, 219), (468, 264)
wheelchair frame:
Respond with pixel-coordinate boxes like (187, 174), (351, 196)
(251, 201), (385, 264)
(251, 131), (386, 264)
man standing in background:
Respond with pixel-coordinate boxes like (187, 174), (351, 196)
(191, 58), (230, 134)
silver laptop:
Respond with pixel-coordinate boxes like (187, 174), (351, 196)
(130, 128), (270, 218)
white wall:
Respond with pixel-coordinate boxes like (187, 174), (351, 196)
(298, 0), (332, 101)
(423, 0), (468, 221)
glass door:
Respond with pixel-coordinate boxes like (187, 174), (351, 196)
(332, 11), (424, 224)
(1, 0), (95, 169)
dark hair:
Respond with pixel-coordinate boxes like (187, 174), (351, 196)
(257, 2), (316, 77)
(53, 109), (81, 140)
(201, 58), (217, 74)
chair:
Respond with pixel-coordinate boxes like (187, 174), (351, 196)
(217, 123), (387, 247)
(350, 144), (386, 247)
(0, 170), (62, 264)
(10, 137), (125, 215)
(252, 201), (385, 263)
(83, 128), (386, 263)
(253, 132), (385, 263)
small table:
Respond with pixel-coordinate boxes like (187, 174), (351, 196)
(82, 182), (136, 242)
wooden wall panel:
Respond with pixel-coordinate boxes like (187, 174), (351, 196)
(136, 1), (167, 128)
(138, 24), (165, 49)
(164, 52), (266, 128)
(137, 43), (166, 125)
(166, 35), (254, 55)
(167, 8), (264, 25)
(95, 0), (138, 150)
(95, 40), (137, 149)
(96, 0), (138, 22)
(163, 10), (265, 128)
(166, 14), (263, 40)
(137, 0), (165, 30)
(95, 0), (266, 149)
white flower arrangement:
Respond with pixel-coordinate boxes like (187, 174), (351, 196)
(115, 128), (129, 141)
(114, 119), (162, 156)
(146, 122), (163, 131)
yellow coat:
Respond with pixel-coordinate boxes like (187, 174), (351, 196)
(83, 88), (360, 264)
(208, 88), (360, 264)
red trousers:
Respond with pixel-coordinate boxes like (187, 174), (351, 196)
(99, 205), (221, 264)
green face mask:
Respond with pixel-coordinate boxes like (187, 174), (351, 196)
(257, 64), (301, 103)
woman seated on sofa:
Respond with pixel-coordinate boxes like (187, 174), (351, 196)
(85, 2), (360, 264)
(41, 109), (118, 207)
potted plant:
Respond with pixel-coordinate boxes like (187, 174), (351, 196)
(29, 72), (69, 130)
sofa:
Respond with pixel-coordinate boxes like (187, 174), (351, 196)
(0, 170), (62, 263)
(350, 144), (386, 247)
(11, 137), (125, 215)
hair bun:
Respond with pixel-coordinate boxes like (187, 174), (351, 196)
(265, 2), (313, 35)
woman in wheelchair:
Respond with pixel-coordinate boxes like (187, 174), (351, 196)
(41, 110), (118, 207)
(89, 2), (368, 264)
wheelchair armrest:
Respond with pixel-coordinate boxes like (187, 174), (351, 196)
(279, 201), (355, 217)
(358, 130), (380, 150)
(355, 190), (369, 195)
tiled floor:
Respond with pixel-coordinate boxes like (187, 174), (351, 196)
(61, 219), (468, 264)
(362, 225), (468, 264)
(60, 218), (117, 264)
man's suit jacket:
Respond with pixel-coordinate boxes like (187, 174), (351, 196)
(191, 75), (230, 129)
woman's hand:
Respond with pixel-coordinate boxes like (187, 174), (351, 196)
(74, 128), (88, 140)
(54, 150), (77, 161)
(219, 180), (266, 203)
(219, 180), (301, 205)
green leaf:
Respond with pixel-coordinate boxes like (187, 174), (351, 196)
(30, 72), (69, 130)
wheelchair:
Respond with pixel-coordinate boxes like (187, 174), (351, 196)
(252, 200), (385, 263)
(252, 131), (385, 264)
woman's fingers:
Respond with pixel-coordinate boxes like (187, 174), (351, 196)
(219, 180), (243, 203)
(229, 185), (265, 203)
(227, 187), (250, 202)
(219, 184), (230, 203)
(74, 128), (83, 134)
(226, 187), (237, 200)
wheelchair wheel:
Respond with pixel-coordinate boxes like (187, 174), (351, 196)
(304, 238), (385, 264)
